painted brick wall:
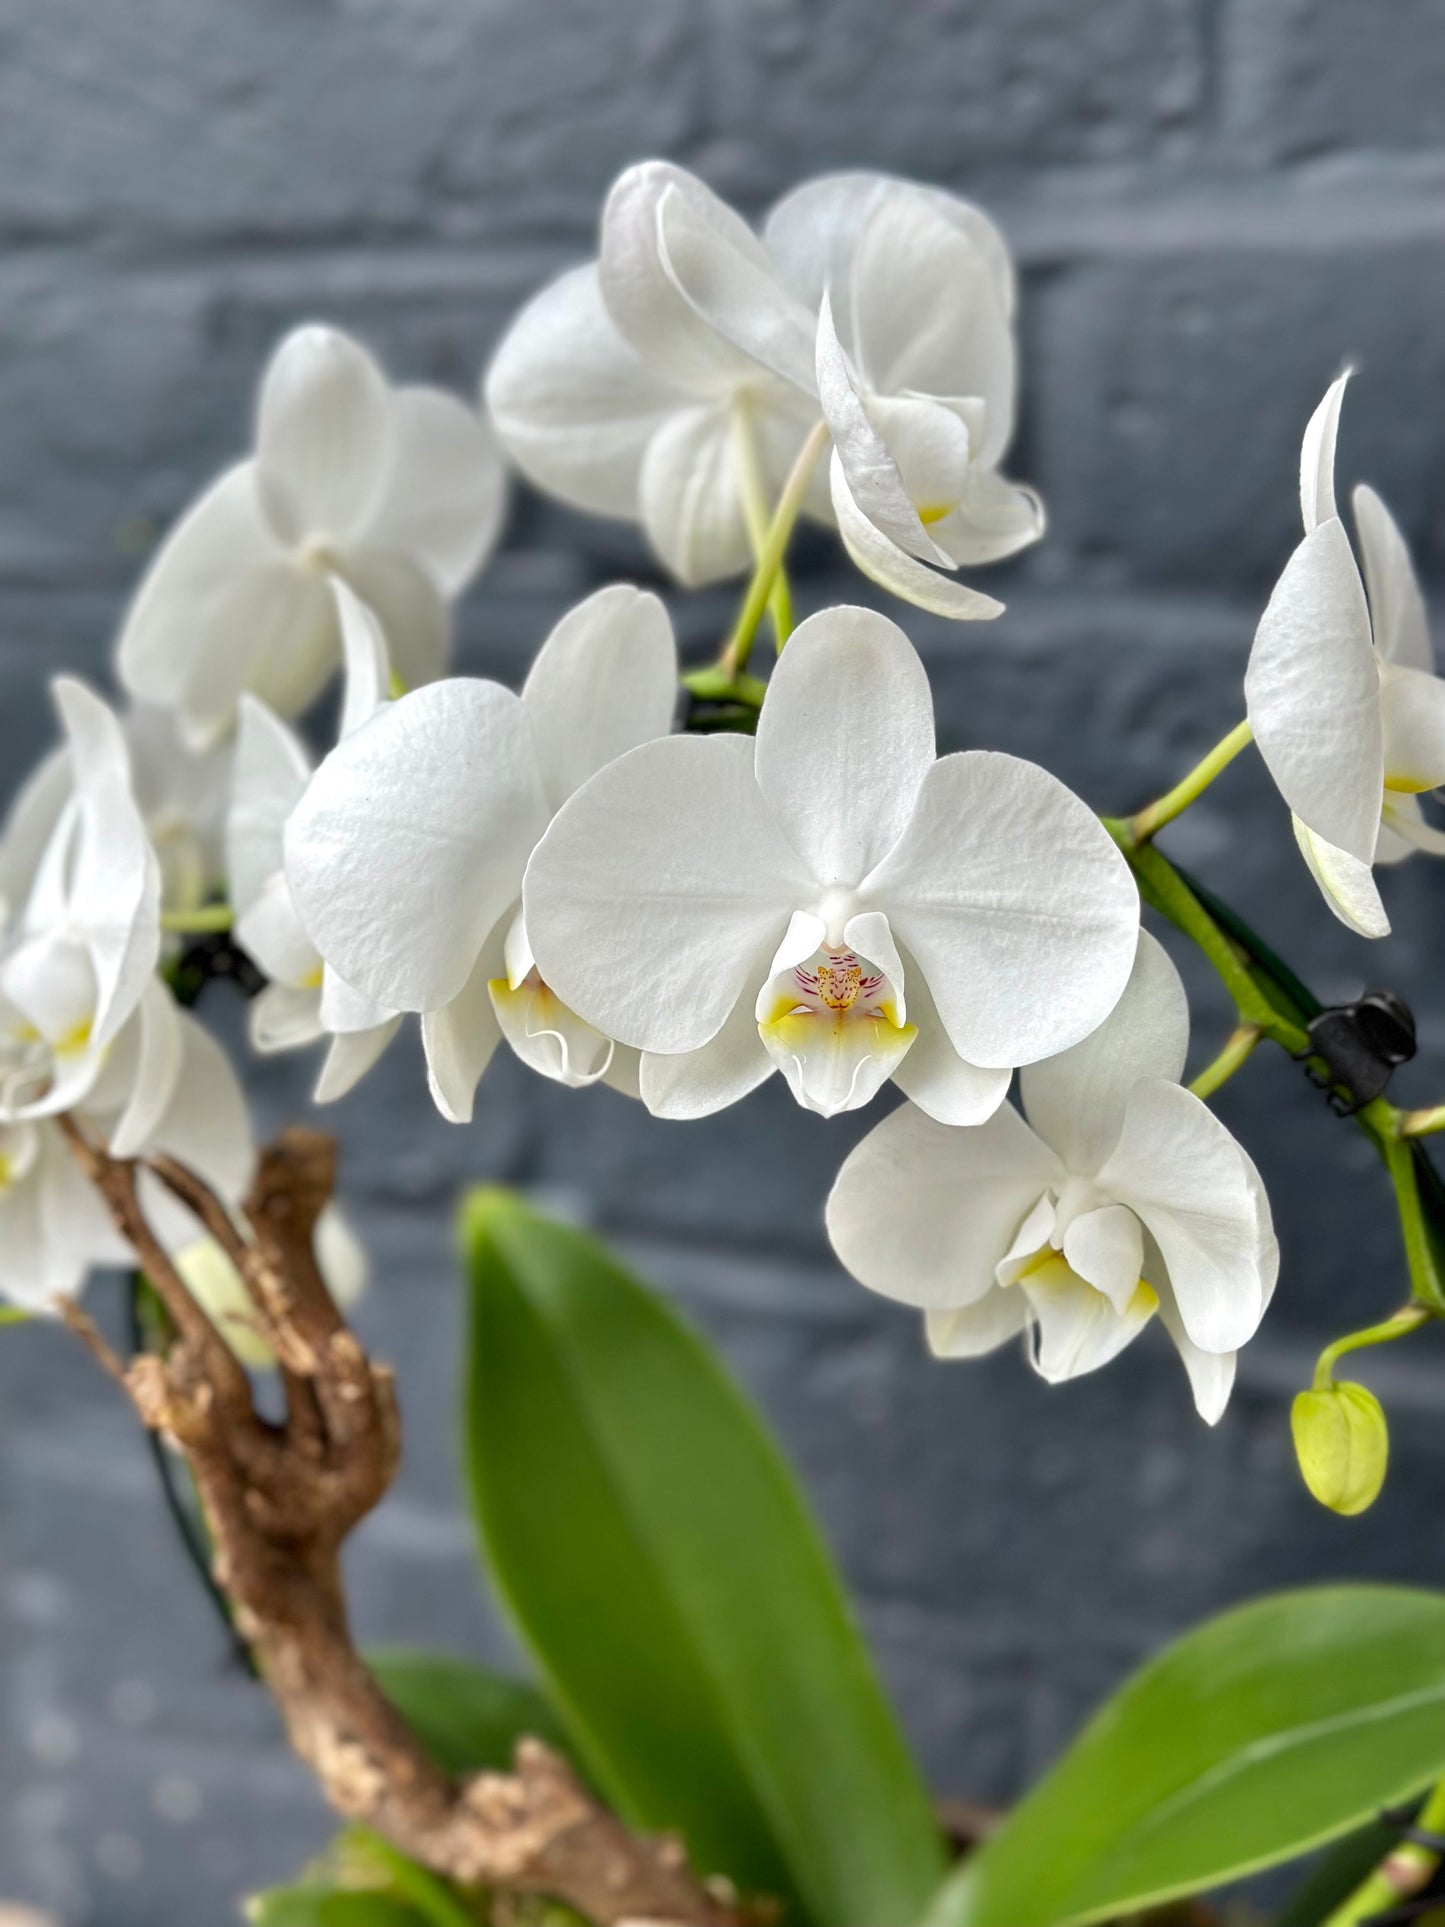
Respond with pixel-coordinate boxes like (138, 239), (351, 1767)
(3, 4), (1445, 1919)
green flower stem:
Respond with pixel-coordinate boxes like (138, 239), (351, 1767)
(1105, 819), (1445, 1317)
(1312, 1305), (1432, 1390)
(732, 402), (795, 649)
(1128, 720), (1254, 843)
(721, 418), (830, 681)
(1382, 1130), (1445, 1310)
(1187, 1023), (1261, 1101)
(1321, 1774), (1445, 1927)
(1401, 1104), (1445, 1138)
(160, 902), (234, 935)
(1102, 822), (1303, 1049)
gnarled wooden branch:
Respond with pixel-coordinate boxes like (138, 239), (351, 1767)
(61, 1122), (744, 1927)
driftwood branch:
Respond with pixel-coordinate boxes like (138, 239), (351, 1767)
(61, 1122), (745, 1927)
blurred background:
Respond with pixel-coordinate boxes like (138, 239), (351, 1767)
(3, 1), (1445, 1919)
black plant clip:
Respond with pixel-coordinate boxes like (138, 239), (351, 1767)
(1294, 991), (1418, 1116)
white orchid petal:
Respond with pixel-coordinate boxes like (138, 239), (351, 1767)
(1097, 1079), (1274, 1355)
(1292, 815), (1391, 938)
(249, 981), (326, 1052)
(228, 697), (311, 912)
(315, 1204), (368, 1311)
(1246, 518), (1382, 861)
(286, 678), (549, 1013)
(817, 299), (951, 566)
(0, 748), (70, 934)
(1380, 665), (1445, 794)
(826, 1099), (1061, 1311)
(146, 1011), (255, 1204)
(333, 578), (394, 737)
(1022, 1257), (1155, 1384)
(237, 872), (321, 988)
(363, 387), (507, 595)
(318, 965), (394, 1036)
(106, 978), (185, 1160)
(850, 190), (1016, 459)
(929, 468), (1045, 567)
(868, 750), (1139, 1068)
(521, 585), (679, 809)
(187, 558), (338, 744)
(52, 681), (161, 1052)
(754, 605), (936, 887)
(638, 983), (775, 1120)
(491, 975), (615, 1091)
(761, 1002), (914, 1118)
(655, 181), (816, 393)
(314, 1018), (402, 1105)
(1354, 484), (1433, 673)
(926, 1287), (1030, 1360)
(766, 172), (1015, 332)
(1380, 794), (1445, 859)
(1300, 372), (1350, 533)
(1061, 1205), (1145, 1318)
(338, 548), (450, 695)
(759, 912), (830, 995)
(889, 955), (1011, 1126)
(255, 325), (393, 545)
(524, 733), (807, 1054)
(638, 402), (752, 586)
(830, 452), (1005, 620)
(484, 264), (687, 517)
(600, 162), (775, 394)
(503, 910), (536, 993)
(116, 464), (279, 715)
(422, 936), (505, 1124)
(1156, 1287), (1237, 1425)
(1019, 930), (1188, 1172)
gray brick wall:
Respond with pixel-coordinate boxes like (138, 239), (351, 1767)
(3, 4), (1445, 1921)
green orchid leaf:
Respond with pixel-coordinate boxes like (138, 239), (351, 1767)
(927, 1585), (1445, 1927)
(246, 1889), (426, 1926)
(461, 1187), (944, 1927)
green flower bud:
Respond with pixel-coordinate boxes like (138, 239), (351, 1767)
(1291, 1380), (1389, 1516)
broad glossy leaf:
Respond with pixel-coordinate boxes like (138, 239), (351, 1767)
(462, 1188), (944, 1927)
(928, 1586), (1445, 1927)
(367, 1649), (566, 1775)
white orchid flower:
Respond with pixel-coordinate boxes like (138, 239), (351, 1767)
(485, 161), (825, 587)
(827, 932), (1278, 1421)
(2, 705), (234, 933)
(0, 991), (253, 1315)
(1245, 375), (1445, 938)
(765, 173), (1042, 619)
(284, 585), (680, 1120)
(523, 605), (1138, 1123)
(226, 579), (403, 1102)
(0, 679), (161, 1121)
(118, 325), (506, 749)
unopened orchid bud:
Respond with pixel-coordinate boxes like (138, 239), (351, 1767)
(1291, 1380), (1389, 1515)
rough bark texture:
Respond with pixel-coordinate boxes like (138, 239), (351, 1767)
(59, 1120), (744, 1927)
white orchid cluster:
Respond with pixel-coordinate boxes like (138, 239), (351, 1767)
(3, 159), (1439, 1437)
